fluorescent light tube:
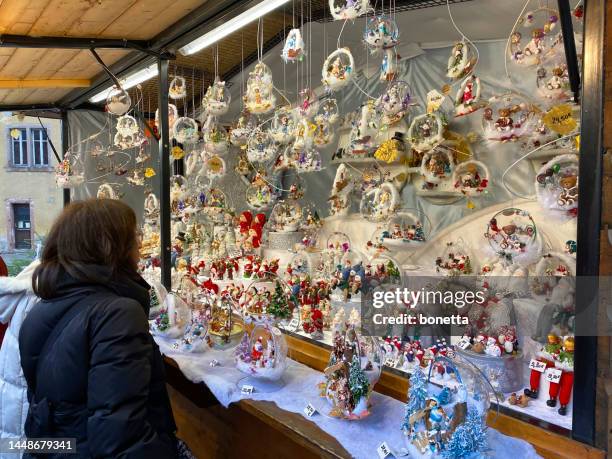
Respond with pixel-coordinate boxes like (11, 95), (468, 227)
(89, 64), (159, 103)
(178, 0), (291, 56)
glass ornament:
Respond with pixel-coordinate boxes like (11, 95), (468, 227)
(318, 324), (382, 419)
(359, 182), (400, 223)
(435, 239), (475, 276)
(534, 251), (576, 277)
(231, 110), (257, 146)
(313, 118), (335, 147)
(316, 98), (340, 124)
(364, 15), (399, 50)
(114, 131), (144, 150)
(452, 160), (490, 196)
(420, 149), (455, 183)
(202, 77), (231, 116)
(247, 128), (277, 164)
(155, 104), (178, 132)
(269, 106), (297, 144)
(116, 114), (139, 135)
(144, 192), (160, 224)
(408, 113), (445, 153)
(269, 200), (303, 233)
(446, 40), (476, 80)
(520, 110), (578, 154)
(106, 88), (131, 116)
(288, 250), (314, 276)
(535, 154), (578, 212)
(169, 76), (187, 99)
(294, 148), (322, 173)
(207, 291), (244, 349)
(454, 75), (483, 117)
(96, 183), (118, 200)
(376, 209), (429, 249)
(322, 47), (355, 91)
(150, 292), (191, 339)
(508, 7), (562, 67)
(348, 101), (381, 157)
(173, 307), (209, 353)
(172, 117), (199, 144)
(379, 48), (399, 82)
(318, 232), (351, 276)
(239, 274), (294, 324)
(281, 28), (306, 63)
(365, 254), (402, 291)
(202, 153), (227, 180)
(235, 322), (288, 382)
(328, 249), (367, 303)
(329, 0), (371, 21)
(246, 173), (275, 210)
(292, 118), (316, 152)
(481, 93), (537, 142)
(298, 88), (320, 119)
(203, 121), (230, 155)
(536, 61), (571, 102)
(485, 208), (542, 266)
(329, 164), (354, 217)
(378, 80), (412, 126)
(244, 61), (276, 114)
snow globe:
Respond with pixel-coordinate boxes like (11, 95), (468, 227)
(173, 308), (209, 353)
(247, 127), (277, 164)
(172, 117), (199, 144)
(244, 61), (276, 114)
(169, 76), (187, 99)
(202, 77), (231, 116)
(246, 173), (275, 211)
(481, 93), (537, 142)
(378, 80), (412, 127)
(231, 110), (257, 146)
(235, 320), (289, 389)
(329, 0), (370, 21)
(282, 28), (306, 63)
(535, 154), (578, 212)
(322, 47), (355, 91)
(316, 98), (340, 125)
(420, 148), (455, 184)
(408, 112), (445, 152)
(269, 200), (303, 233)
(203, 121), (230, 155)
(452, 160), (490, 196)
(454, 75), (482, 117)
(364, 15), (399, 50)
(435, 239), (475, 276)
(485, 208), (542, 266)
(106, 88), (131, 116)
(269, 106), (297, 144)
(207, 291), (244, 349)
(508, 7), (562, 68)
(150, 292), (191, 339)
(359, 181), (400, 223)
(447, 40), (476, 80)
(317, 324), (382, 419)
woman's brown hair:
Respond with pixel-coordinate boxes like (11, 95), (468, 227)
(33, 199), (139, 299)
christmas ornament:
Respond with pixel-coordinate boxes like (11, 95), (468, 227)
(322, 47), (355, 91)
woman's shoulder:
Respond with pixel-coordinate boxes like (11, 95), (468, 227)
(88, 293), (149, 336)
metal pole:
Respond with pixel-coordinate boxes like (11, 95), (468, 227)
(60, 110), (71, 207)
(557, 0), (581, 102)
(572, 0), (604, 446)
(157, 57), (172, 290)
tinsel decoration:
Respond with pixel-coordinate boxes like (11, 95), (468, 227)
(401, 367), (428, 432)
(441, 408), (488, 458)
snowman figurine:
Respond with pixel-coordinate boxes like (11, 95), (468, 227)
(484, 336), (502, 357)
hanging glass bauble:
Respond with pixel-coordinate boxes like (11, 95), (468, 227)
(172, 117), (199, 144)
(106, 88), (131, 116)
(244, 61), (276, 114)
(246, 173), (275, 210)
(294, 148), (322, 173)
(292, 118), (316, 152)
(536, 61), (571, 102)
(144, 192), (160, 224)
(481, 93), (537, 142)
(377, 209), (429, 249)
(435, 238), (475, 276)
(380, 48), (398, 82)
(535, 154), (578, 212)
(281, 28), (306, 63)
(508, 7), (562, 67)
(359, 182), (400, 223)
(203, 122), (230, 155)
(169, 76), (187, 99)
(269, 200), (303, 233)
(316, 98), (340, 124)
(408, 112), (445, 152)
(313, 118), (335, 147)
(322, 47), (355, 91)
(155, 104), (178, 131)
(420, 149), (455, 183)
(446, 40), (476, 80)
(202, 77), (231, 116)
(298, 88), (320, 119)
(454, 75), (483, 117)
(203, 153), (227, 180)
(452, 160), (489, 196)
(96, 183), (118, 199)
(378, 80), (412, 126)
(55, 153), (84, 189)
(364, 15), (399, 51)
(114, 131), (143, 150)
(247, 128), (277, 164)
(116, 114), (139, 135)
(329, 0), (371, 21)
(269, 106), (297, 144)
(230, 110), (257, 146)
(485, 208), (542, 266)
(348, 101), (380, 157)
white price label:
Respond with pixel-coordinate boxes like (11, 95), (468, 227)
(456, 338), (471, 350)
(303, 403), (317, 417)
(384, 357), (396, 368)
(545, 368), (562, 384)
(287, 318), (300, 331)
(377, 441), (393, 459)
(529, 359), (547, 373)
(209, 359), (219, 367)
(241, 385), (254, 395)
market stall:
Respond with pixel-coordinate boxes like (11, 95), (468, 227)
(0, 0), (608, 457)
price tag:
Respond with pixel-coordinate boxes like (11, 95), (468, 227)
(529, 359), (547, 373)
(545, 368), (562, 384)
(287, 318), (300, 331)
(209, 359), (219, 367)
(303, 403), (317, 417)
(456, 337), (471, 350)
(377, 441), (393, 459)
(384, 357), (396, 368)
(241, 385), (254, 395)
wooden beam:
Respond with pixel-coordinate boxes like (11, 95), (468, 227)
(0, 78), (90, 88)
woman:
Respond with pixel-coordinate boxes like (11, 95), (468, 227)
(19, 199), (178, 458)
(0, 259), (39, 444)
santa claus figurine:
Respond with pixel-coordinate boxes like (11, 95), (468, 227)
(251, 337), (265, 363)
(547, 336), (574, 416)
(524, 333), (562, 399)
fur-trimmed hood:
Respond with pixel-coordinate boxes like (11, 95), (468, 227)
(0, 260), (38, 295)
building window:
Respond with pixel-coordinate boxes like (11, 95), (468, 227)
(7, 126), (52, 168)
(31, 128), (49, 166)
(12, 203), (31, 250)
(11, 128), (28, 166)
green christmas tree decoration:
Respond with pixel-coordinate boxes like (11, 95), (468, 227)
(268, 281), (292, 319)
(401, 367), (428, 432)
(348, 354), (370, 405)
(150, 288), (160, 308)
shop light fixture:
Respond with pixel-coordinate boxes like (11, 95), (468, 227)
(89, 64), (159, 103)
(178, 0), (291, 56)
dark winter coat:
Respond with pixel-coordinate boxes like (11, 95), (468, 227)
(18, 266), (178, 459)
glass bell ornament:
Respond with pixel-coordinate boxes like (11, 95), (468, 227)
(329, 0), (371, 21)
(298, 88), (320, 119)
(105, 87), (131, 116)
(203, 120), (230, 155)
(169, 76), (187, 99)
(378, 80), (412, 126)
(269, 106), (297, 144)
(481, 93), (537, 142)
(364, 15), (399, 51)
(172, 117), (199, 144)
(269, 200), (303, 233)
(322, 47), (355, 91)
(485, 207), (542, 266)
(244, 61), (276, 114)
(230, 110), (257, 146)
(247, 128), (277, 164)
(535, 153), (578, 212)
(408, 113), (445, 153)
(281, 28), (306, 63)
(452, 160), (489, 196)
(202, 77), (231, 116)
(316, 98), (340, 124)
(235, 321), (289, 383)
(359, 181), (400, 223)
